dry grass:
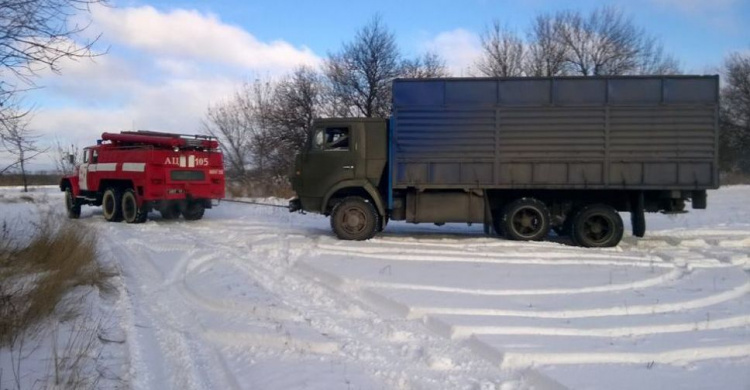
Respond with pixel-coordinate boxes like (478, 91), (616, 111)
(0, 194), (36, 204)
(720, 171), (750, 185)
(0, 174), (60, 187)
(0, 216), (113, 348)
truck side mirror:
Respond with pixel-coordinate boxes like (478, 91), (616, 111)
(67, 154), (75, 165)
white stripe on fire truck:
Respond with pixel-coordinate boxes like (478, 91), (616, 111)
(89, 163), (117, 172)
(122, 163), (146, 172)
(188, 155), (195, 168)
(179, 156), (187, 167)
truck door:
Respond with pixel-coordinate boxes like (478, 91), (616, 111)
(78, 148), (91, 191)
(303, 125), (356, 197)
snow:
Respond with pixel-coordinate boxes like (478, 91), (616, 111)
(1, 185), (748, 389)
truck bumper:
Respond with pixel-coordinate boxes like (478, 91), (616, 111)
(288, 198), (302, 213)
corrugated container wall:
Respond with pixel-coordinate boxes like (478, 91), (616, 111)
(391, 76), (719, 190)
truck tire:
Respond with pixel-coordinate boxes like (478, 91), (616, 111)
(631, 192), (646, 238)
(571, 204), (624, 248)
(64, 187), (81, 219)
(500, 198), (551, 241)
(121, 189), (148, 224)
(330, 197), (379, 241)
(102, 188), (123, 222)
(182, 202), (205, 221)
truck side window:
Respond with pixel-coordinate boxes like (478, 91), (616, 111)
(325, 127), (349, 150)
(92, 150), (99, 164)
(312, 127), (350, 151)
(83, 150), (89, 164)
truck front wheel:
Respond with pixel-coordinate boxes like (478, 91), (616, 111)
(330, 197), (379, 241)
(64, 188), (81, 219)
(499, 198), (551, 241)
(571, 204), (624, 248)
(102, 188), (123, 222)
(182, 202), (205, 221)
(122, 189), (148, 224)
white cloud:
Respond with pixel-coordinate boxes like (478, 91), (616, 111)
(91, 6), (321, 71)
(9, 5), (324, 172)
(422, 29), (483, 76)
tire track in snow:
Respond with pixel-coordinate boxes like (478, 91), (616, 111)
(106, 234), (242, 390)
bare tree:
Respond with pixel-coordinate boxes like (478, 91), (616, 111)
(241, 79), (275, 181)
(1, 111), (46, 191)
(204, 91), (254, 182)
(265, 66), (323, 175)
(475, 21), (526, 77)
(636, 39), (681, 75)
(719, 50), (750, 173)
(526, 14), (569, 76)
(50, 138), (79, 175)
(401, 52), (449, 78)
(555, 6), (678, 76)
(0, 0), (105, 125)
(324, 15), (401, 118)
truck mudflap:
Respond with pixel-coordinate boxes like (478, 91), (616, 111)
(288, 198), (302, 213)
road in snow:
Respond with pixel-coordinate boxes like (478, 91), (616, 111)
(2, 186), (749, 389)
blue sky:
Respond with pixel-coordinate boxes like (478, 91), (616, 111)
(6, 0), (749, 170)
(135, 0), (749, 72)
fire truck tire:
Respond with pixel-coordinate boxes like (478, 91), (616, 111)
(122, 189), (147, 224)
(160, 203), (180, 220)
(64, 187), (81, 219)
(182, 202), (205, 221)
(102, 188), (123, 222)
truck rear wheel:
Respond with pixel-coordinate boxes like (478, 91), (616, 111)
(631, 192), (646, 238)
(64, 188), (81, 219)
(499, 198), (551, 241)
(182, 202), (205, 221)
(330, 197), (379, 241)
(102, 188), (123, 222)
(571, 204), (624, 248)
(122, 189), (148, 224)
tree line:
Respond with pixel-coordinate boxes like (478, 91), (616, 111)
(207, 6), (749, 194)
(204, 16), (449, 195)
(0, 3), (746, 191)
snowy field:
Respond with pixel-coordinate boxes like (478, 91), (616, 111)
(1, 186), (748, 389)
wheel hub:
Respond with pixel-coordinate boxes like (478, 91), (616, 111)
(343, 208), (366, 233)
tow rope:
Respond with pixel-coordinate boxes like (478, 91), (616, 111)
(220, 198), (290, 209)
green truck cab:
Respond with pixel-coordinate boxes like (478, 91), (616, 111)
(290, 119), (388, 231)
(289, 76), (720, 247)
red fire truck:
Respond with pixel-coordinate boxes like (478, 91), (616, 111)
(60, 131), (225, 223)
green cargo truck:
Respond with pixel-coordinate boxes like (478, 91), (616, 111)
(289, 76), (720, 247)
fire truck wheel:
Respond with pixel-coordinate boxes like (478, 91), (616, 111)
(122, 189), (147, 224)
(159, 203), (180, 220)
(102, 187), (123, 222)
(65, 187), (81, 219)
(182, 202), (205, 221)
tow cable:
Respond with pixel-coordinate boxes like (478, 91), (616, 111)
(220, 198), (291, 209)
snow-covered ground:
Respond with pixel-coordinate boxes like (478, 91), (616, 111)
(1, 186), (748, 389)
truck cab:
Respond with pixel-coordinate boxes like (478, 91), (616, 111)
(290, 118), (388, 236)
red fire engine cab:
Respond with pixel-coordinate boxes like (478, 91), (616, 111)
(60, 131), (225, 223)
